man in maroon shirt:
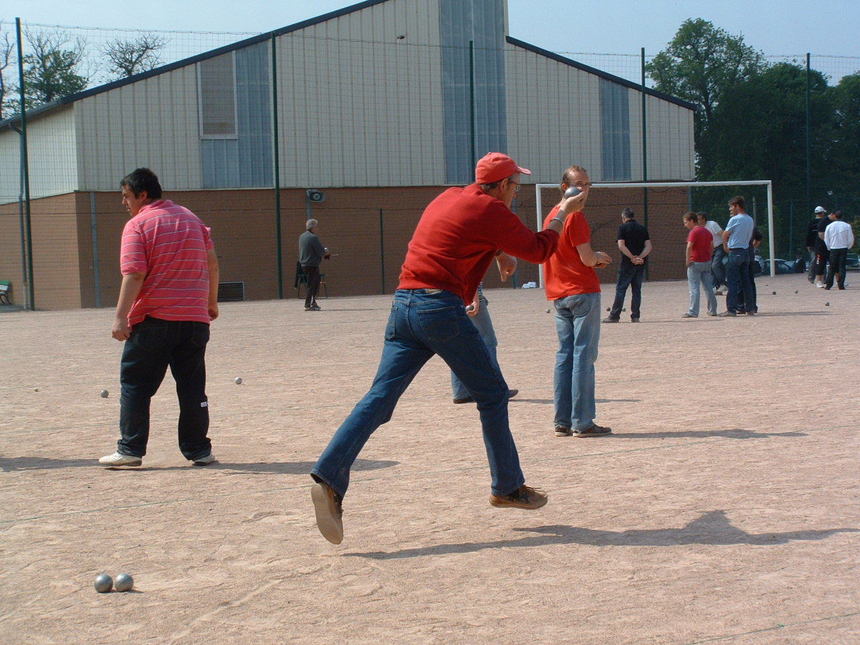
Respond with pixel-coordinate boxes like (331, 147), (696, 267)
(682, 211), (718, 318)
(309, 153), (587, 544)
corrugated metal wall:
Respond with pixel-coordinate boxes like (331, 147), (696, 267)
(439, 0), (508, 184)
(0, 107), (77, 201)
(275, 0), (445, 188)
(504, 44), (604, 183)
(75, 66), (202, 191)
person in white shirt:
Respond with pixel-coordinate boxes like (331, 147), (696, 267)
(823, 211), (854, 290)
(697, 212), (725, 294)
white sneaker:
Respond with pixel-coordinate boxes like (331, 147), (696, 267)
(99, 452), (142, 467)
(192, 454), (217, 466)
(815, 281), (825, 288)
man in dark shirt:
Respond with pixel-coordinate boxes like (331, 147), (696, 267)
(298, 219), (329, 311)
(604, 208), (652, 323)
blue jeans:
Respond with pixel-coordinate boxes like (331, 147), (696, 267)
(739, 251), (758, 313)
(725, 249), (754, 314)
(311, 289), (523, 498)
(608, 262), (644, 320)
(686, 261), (717, 316)
(552, 292), (601, 431)
(711, 245), (726, 289)
(118, 317), (211, 459)
(451, 293), (498, 400)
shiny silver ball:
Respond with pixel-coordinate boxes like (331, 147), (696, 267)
(114, 573), (134, 592)
(100, 390), (109, 398)
(234, 377), (243, 385)
(94, 573), (113, 593)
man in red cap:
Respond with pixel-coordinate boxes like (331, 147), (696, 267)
(309, 152), (587, 544)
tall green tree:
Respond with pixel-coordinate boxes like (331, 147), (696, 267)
(706, 63), (832, 188)
(828, 72), (860, 216)
(702, 63), (838, 255)
(646, 18), (766, 177)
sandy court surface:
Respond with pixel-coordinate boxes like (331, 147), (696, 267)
(1, 273), (858, 644)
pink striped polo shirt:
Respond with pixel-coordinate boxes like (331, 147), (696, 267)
(120, 199), (214, 327)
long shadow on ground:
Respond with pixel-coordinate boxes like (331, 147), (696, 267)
(0, 457), (397, 474)
(346, 510), (859, 559)
(607, 429), (806, 439)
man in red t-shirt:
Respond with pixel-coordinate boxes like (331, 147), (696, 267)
(309, 153), (588, 544)
(543, 165), (613, 438)
(682, 211), (718, 318)
(99, 168), (220, 469)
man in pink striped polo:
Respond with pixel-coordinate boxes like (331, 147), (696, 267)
(99, 168), (220, 468)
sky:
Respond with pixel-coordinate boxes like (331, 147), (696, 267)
(6, 0), (860, 83)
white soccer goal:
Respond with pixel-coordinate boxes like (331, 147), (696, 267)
(534, 180), (775, 286)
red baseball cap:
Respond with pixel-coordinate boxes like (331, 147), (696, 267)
(475, 152), (532, 184)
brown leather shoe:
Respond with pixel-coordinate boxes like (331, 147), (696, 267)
(489, 484), (548, 510)
(311, 481), (343, 544)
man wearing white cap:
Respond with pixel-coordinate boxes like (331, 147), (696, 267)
(309, 153), (587, 544)
(806, 206), (827, 283)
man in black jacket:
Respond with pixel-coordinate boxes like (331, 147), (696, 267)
(604, 208), (652, 323)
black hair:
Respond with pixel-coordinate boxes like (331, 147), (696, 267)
(120, 168), (162, 199)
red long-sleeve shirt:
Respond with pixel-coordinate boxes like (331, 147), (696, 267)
(398, 184), (559, 303)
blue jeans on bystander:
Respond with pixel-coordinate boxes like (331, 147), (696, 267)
(686, 261), (718, 316)
(451, 293), (499, 400)
(711, 245), (726, 290)
(552, 292), (601, 431)
(725, 249), (755, 314)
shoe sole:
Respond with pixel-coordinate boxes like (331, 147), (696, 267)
(192, 457), (217, 466)
(489, 495), (548, 510)
(311, 483), (343, 544)
(99, 456), (142, 467)
(554, 428), (572, 437)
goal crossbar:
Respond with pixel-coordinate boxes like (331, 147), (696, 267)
(534, 180), (775, 284)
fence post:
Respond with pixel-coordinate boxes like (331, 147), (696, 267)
(805, 53), (811, 216)
(379, 209), (386, 293)
(272, 34), (284, 299)
(16, 17), (35, 310)
(641, 48), (649, 280)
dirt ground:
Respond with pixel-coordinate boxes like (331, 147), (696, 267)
(1, 273), (858, 644)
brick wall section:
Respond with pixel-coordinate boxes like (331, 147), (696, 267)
(0, 203), (25, 306)
(0, 194), (82, 309)
(6, 185), (695, 310)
